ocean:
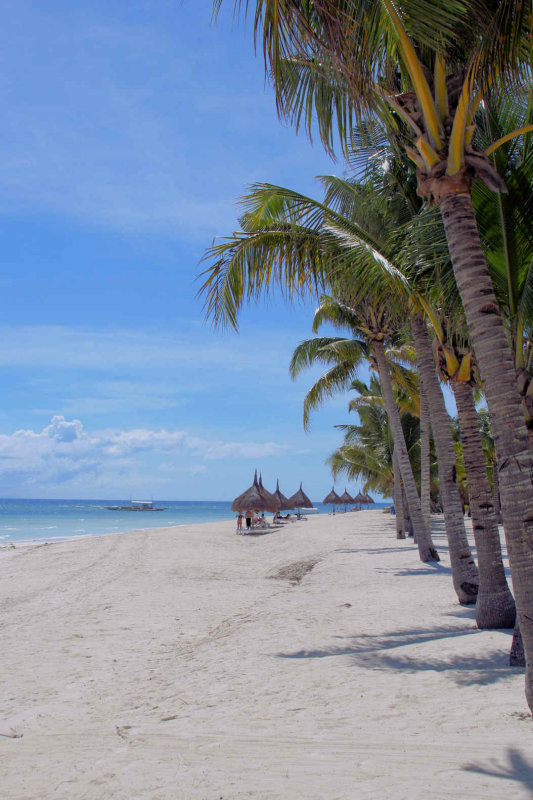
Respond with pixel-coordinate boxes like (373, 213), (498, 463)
(0, 498), (389, 546)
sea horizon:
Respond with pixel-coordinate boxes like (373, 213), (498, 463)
(0, 497), (390, 546)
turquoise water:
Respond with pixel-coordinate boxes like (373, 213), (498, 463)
(0, 498), (388, 545)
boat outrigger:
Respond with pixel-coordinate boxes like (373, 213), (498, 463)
(105, 500), (167, 511)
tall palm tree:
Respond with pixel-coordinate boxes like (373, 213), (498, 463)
(472, 91), (533, 446)
(200, 176), (486, 588)
(328, 376), (422, 513)
(415, 312), (516, 628)
(214, 0), (533, 711)
(291, 294), (439, 562)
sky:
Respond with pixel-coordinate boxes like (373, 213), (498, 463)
(0, 0), (423, 501)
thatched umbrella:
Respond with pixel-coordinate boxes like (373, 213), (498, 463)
(363, 493), (375, 507)
(353, 491), (366, 509)
(287, 482), (313, 517)
(339, 488), (354, 512)
(323, 487), (342, 513)
(258, 473), (281, 513)
(231, 471), (273, 513)
(272, 479), (292, 512)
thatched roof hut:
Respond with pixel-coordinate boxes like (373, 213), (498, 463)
(287, 482), (313, 509)
(272, 479), (292, 511)
(323, 487), (342, 509)
(258, 474), (281, 513)
(339, 489), (354, 510)
(231, 471), (274, 513)
(353, 491), (366, 505)
(363, 493), (375, 505)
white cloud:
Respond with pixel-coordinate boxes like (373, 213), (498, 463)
(0, 416), (290, 491)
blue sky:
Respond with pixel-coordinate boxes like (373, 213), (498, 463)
(0, 1), (407, 501)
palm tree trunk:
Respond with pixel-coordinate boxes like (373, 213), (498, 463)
(492, 457), (503, 525)
(510, 624), (525, 666)
(393, 448), (407, 539)
(439, 191), (533, 711)
(420, 387), (432, 534)
(411, 316), (478, 603)
(373, 339), (439, 561)
(453, 380), (516, 628)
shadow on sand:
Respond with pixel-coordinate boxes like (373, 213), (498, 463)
(462, 748), (533, 797)
(376, 563), (453, 577)
(335, 546), (419, 556)
(276, 625), (518, 686)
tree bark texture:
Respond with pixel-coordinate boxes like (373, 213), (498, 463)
(420, 387), (432, 534)
(411, 316), (479, 603)
(439, 192), (533, 710)
(453, 380), (516, 628)
(510, 624), (526, 667)
(393, 448), (407, 538)
(373, 339), (439, 561)
(492, 457), (503, 525)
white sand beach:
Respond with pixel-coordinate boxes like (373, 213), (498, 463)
(1, 511), (532, 799)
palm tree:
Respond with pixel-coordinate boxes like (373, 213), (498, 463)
(415, 312), (516, 628)
(214, 0), (533, 711)
(200, 175), (489, 588)
(290, 294), (439, 562)
(328, 376), (422, 517)
(472, 92), (533, 447)
(332, 373), (439, 540)
(477, 409), (502, 524)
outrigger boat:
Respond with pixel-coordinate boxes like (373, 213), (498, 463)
(105, 500), (167, 511)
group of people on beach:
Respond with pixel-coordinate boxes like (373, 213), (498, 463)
(236, 510), (292, 533)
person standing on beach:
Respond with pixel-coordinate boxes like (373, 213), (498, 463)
(245, 510), (252, 531)
(236, 512), (243, 533)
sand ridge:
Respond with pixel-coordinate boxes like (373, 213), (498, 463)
(1, 510), (532, 799)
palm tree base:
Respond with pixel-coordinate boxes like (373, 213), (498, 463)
(419, 545), (440, 562)
(475, 587), (516, 630)
(510, 624), (525, 667)
(457, 581), (479, 605)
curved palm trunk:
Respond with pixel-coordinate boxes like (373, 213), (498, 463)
(439, 192), (533, 710)
(420, 387), (432, 533)
(393, 448), (407, 539)
(373, 339), (439, 561)
(411, 316), (479, 603)
(453, 380), (516, 628)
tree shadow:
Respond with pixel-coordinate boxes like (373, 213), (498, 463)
(443, 607), (477, 621)
(276, 625), (515, 685)
(335, 546), (418, 555)
(375, 563), (453, 577)
(462, 748), (533, 797)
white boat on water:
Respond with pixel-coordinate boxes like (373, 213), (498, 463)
(105, 500), (167, 511)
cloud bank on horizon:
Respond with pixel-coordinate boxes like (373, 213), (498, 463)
(0, 416), (293, 498)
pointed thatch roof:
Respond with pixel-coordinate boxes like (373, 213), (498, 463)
(323, 487), (342, 506)
(272, 479), (292, 511)
(363, 493), (375, 504)
(258, 473), (281, 512)
(231, 471), (274, 512)
(287, 482), (313, 509)
(353, 491), (367, 504)
(339, 489), (354, 505)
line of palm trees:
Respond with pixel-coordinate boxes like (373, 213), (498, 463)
(201, 1), (533, 714)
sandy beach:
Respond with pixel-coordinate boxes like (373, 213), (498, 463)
(1, 510), (532, 799)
